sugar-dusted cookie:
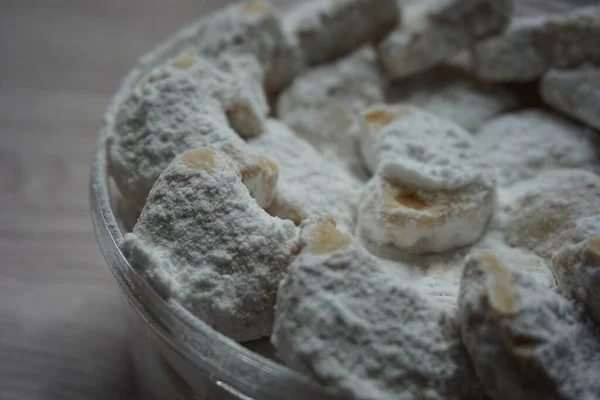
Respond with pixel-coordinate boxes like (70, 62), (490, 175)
(286, 0), (399, 66)
(248, 120), (363, 233)
(387, 65), (518, 132)
(503, 169), (600, 260)
(474, 109), (600, 187)
(552, 236), (600, 325)
(378, 0), (513, 78)
(474, 6), (600, 81)
(123, 147), (298, 342)
(541, 65), (600, 130)
(109, 52), (268, 210)
(192, 1), (304, 93)
(273, 220), (484, 400)
(277, 47), (385, 178)
(459, 249), (600, 400)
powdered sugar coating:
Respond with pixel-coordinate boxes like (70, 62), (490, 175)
(387, 66), (519, 132)
(359, 105), (494, 191)
(122, 148), (298, 342)
(191, 1), (304, 93)
(474, 6), (600, 82)
(459, 249), (600, 400)
(272, 220), (484, 400)
(248, 119), (363, 233)
(286, 0), (399, 66)
(108, 52), (268, 210)
(541, 65), (600, 130)
(276, 47), (384, 179)
(378, 0), (513, 79)
(552, 237), (600, 325)
(356, 175), (495, 254)
(474, 109), (600, 187)
(503, 169), (600, 261)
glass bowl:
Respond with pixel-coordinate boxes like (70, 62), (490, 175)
(89, 13), (338, 400)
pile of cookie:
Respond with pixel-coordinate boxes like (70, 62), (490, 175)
(105, 0), (600, 399)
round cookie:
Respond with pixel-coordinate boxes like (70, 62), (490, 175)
(359, 105), (493, 190)
(356, 175), (495, 254)
(272, 220), (484, 400)
(356, 105), (496, 254)
(122, 147), (298, 342)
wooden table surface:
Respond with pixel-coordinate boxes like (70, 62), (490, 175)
(0, 0), (592, 399)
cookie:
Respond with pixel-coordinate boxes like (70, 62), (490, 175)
(122, 147), (298, 342)
(287, 0), (399, 65)
(273, 220), (484, 400)
(459, 249), (600, 400)
(541, 65), (600, 130)
(378, 0), (513, 78)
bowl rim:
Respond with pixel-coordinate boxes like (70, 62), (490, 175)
(89, 10), (338, 400)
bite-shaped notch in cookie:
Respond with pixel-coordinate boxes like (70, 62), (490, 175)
(192, 1), (304, 93)
(122, 147), (298, 342)
(378, 0), (513, 79)
(474, 6), (600, 82)
(541, 65), (600, 131)
(552, 237), (600, 325)
(162, 51), (268, 139)
(287, 0), (400, 66)
(215, 141), (279, 209)
(272, 220), (484, 400)
(248, 119), (363, 233)
(459, 248), (600, 400)
(108, 52), (269, 211)
(356, 175), (495, 254)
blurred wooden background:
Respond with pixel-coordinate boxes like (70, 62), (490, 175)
(0, 0), (592, 399)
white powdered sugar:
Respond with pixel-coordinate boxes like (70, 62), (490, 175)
(105, 1), (600, 397)
(359, 105), (494, 191)
(276, 47), (385, 179)
(191, 1), (304, 93)
(475, 109), (600, 187)
(108, 51), (267, 210)
(387, 65), (519, 132)
(248, 119), (363, 233)
(541, 65), (600, 130)
(356, 174), (495, 254)
(122, 148), (298, 342)
(459, 249), (600, 400)
(502, 169), (600, 260)
(272, 220), (484, 400)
